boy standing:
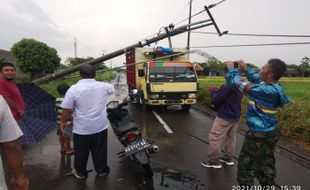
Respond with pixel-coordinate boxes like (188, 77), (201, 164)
(225, 59), (291, 187)
(56, 83), (73, 155)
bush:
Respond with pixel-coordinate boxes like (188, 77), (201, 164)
(277, 101), (310, 143)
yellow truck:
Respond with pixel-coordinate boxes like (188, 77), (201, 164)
(126, 47), (198, 111)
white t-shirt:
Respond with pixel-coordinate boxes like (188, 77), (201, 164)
(0, 95), (23, 190)
(0, 96), (23, 142)
(61, 79), (114, 135)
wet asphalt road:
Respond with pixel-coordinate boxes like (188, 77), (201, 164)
(14, 74), (310, 190)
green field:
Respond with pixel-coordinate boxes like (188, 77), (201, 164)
(40, 71), (116, 97)
(198, 76), (310, 102)
(198, 76), (310, 147)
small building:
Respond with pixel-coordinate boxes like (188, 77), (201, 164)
(193, 63), (204, 75)
(0, 49), (29, 80)
(285, 69), (299, 77)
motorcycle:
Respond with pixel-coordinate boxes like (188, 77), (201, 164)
(107, 94), (159, 176)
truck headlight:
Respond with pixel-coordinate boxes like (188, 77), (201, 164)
(188, 93), (196, 99)
(149, 94), (159, 99)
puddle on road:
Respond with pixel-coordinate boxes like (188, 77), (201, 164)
(137, 168), (206, 190)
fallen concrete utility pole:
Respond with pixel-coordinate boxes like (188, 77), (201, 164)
(34, 6), (226, 84)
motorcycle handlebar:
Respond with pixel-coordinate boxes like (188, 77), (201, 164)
(107, 97), (129, 111)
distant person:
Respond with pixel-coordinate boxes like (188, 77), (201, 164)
(56, 83), (73, 155)
(0, 62), (25, 121)
(225, 59), (291, 187)
(201, 72), (243, 169)
(0, 95), (29, 190)
(116, 74), (121, 87)
(60, 64), (114, 179)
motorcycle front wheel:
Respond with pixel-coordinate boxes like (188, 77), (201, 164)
(141, 163), (153, 177)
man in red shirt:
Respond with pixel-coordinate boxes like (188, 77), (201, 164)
(0, 62), (25, 121)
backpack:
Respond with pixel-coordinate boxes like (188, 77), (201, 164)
(210, 85), (238, 112)
(210, 86), (224, 112)
(210, 102), (221, 112)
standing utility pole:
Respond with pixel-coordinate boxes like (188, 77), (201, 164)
(74, 38), (77, 58)
(187, 0), (193, 50)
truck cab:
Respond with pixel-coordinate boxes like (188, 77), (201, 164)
(126, 47), (198, 111)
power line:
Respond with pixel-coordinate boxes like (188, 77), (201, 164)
(144, 0), (193, 40)
(191, 42), (310, 48)
(192, 31), (310, 38)
(208, 0), (227, 9)
(174, 0), (227, 26)
(144, 1), (227, 41)
(172, 1), (191, 24)
(175, 9), (205, 26)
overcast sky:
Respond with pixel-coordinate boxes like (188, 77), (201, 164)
(1, 0), (310, 67)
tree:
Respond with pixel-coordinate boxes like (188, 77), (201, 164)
(11, 38), (60, 79)
(207, 57), (224, 72)
(65, 57), (108, 70)
(286, 64), (299, 77)
(197, 62), (208, 69)
(65, 57), (94, 67)
(55, 63), (69, 72)
(0, 57), (4, 64)
(299, 57), (310, 77)
(287, 64), (299, 70)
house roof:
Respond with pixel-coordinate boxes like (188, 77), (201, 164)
(193, 63), (204, 71)
(0, 49), (29, 80)
(0, 49), (15, 63)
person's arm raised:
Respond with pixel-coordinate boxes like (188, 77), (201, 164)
(225, 61), (253, 94)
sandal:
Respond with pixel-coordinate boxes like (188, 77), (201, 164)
(66, 149), (74, 155)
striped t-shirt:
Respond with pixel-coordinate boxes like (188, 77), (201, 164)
(56, 98), (72, 127)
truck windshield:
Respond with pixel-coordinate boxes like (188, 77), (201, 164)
(149, 62), (196, 82)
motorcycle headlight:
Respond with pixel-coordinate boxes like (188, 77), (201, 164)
(149, 94), (159, 99)
(107, 101), (119, 109)
(188, 93), (196, 99)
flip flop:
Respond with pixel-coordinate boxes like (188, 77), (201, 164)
(60, 149), (66, 153)
(66, 150), (74, 155)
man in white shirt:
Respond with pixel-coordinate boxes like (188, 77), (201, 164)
(0, 95), (29, 190)
(60, 64), (114, 179)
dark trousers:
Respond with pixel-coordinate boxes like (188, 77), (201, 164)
(73, 129), (108, 176)
(237, 129), (279, 186)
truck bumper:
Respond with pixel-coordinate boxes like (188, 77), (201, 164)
(146, 99), (196, 105)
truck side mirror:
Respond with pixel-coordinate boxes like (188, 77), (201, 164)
(138, 69), (145, 77)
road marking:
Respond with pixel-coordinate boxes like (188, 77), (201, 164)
(152, 111), (174, 134)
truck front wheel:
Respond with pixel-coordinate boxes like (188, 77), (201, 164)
(181, 105), (191, 112)
(139, 93), (150, 111)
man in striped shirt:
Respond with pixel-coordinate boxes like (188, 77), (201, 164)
(56, 83), (73, 155)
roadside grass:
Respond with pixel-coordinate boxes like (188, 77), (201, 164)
(198, 76), (310, 149)
(40, 71), (116, 97)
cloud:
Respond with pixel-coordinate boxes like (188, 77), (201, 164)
(0, 0), (73, 61)
(1, 0), (310, 66)
(10, 0), (55, 25)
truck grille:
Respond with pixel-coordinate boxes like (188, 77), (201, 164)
(159, 93), (187, 99)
